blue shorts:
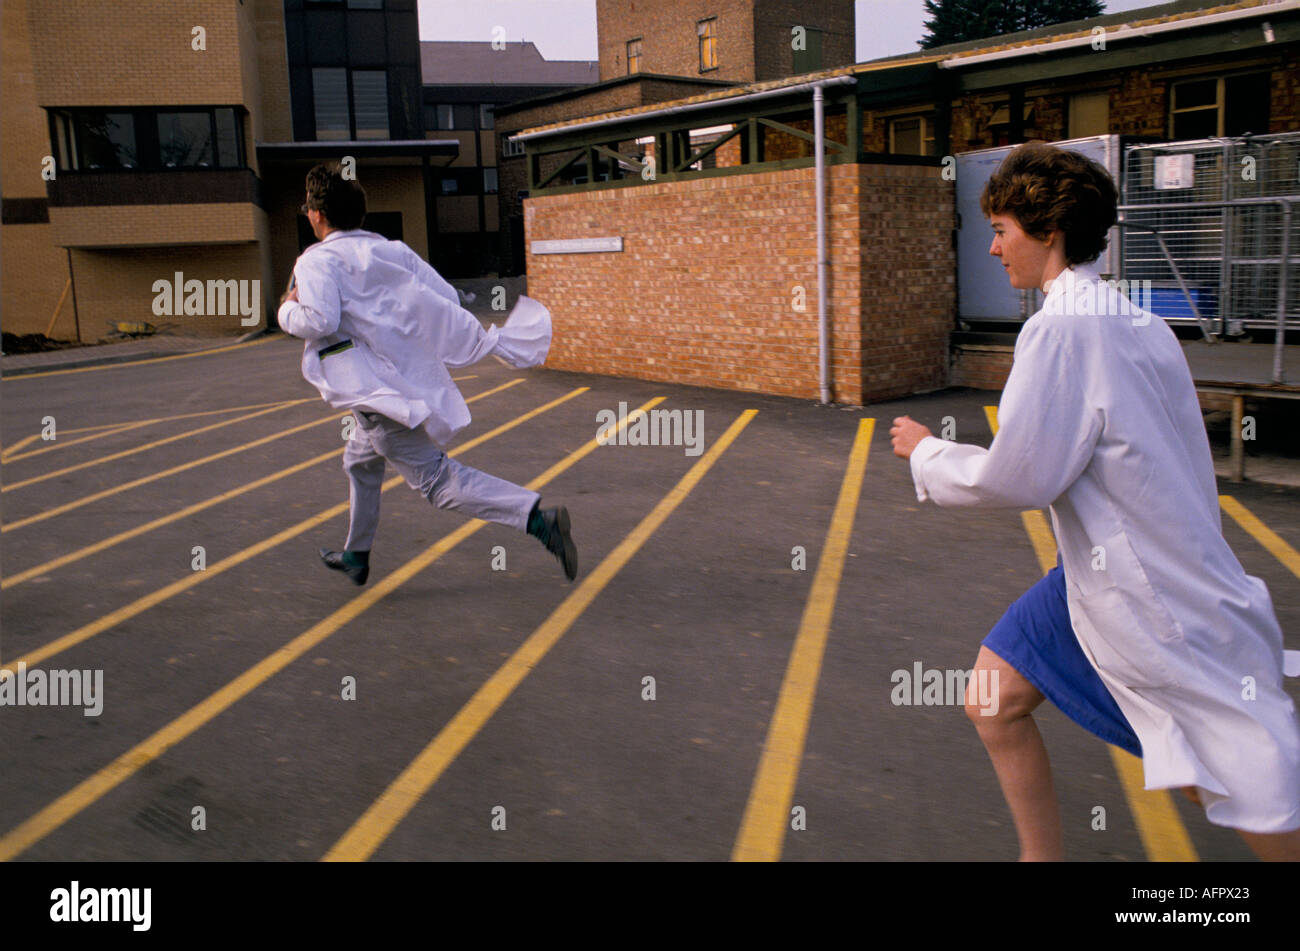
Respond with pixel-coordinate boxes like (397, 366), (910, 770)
(983, 563), (1143, 758)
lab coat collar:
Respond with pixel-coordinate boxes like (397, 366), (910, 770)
(1041, 261), (1108, 317)
(1043, 261), (1102, 299)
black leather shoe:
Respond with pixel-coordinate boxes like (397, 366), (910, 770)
(536, 507), (577, 581)
(319, 548), (369, 585)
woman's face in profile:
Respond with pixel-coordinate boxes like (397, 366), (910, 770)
(988, 213), (1053, 291)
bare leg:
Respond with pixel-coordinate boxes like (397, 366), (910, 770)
(1237, 827), (1300, 861)
(965, 645), (1063, 861)
(1181, 787), (1300, 860)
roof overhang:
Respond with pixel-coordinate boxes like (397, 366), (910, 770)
(256, 139), (460, 161)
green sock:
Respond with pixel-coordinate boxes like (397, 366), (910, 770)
(526, 503), (545, 538)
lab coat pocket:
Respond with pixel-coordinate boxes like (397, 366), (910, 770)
(317, 342), (370, 402)
(1072, 585), (1184, 689)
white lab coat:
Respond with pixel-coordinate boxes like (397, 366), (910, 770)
(909, 263), (1300, 832)
(277, 229), (551, 445)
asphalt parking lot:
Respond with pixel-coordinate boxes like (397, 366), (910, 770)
(2, 333), (1299, 862)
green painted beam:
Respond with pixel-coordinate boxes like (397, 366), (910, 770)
(522, 88), (858, 157)
(677, 122), (748, 172)
(757, 116), (849, 154)
(951, 19), (1300, 91)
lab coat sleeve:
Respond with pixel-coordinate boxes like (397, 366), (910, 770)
(421, 292), (551, 370)
(277, 256), (342, 339)
(910, 318), (1103, 509)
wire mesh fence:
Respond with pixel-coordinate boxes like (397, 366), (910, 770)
(1120, 132), (1300, 334)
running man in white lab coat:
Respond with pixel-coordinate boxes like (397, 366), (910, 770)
(890, 142), (1300, 860)
(278, 163), (576, 585)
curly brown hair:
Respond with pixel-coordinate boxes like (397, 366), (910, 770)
(304, 162), (367, 231)
(979, 141), (1118, 266)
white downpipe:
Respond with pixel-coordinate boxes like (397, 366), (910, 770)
(814, 85), (830, 405)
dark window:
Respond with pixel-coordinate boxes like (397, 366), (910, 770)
(792, 27), (823, 74)
(480, 104), (495, 130)
(362, 210), (401, 239)
(427, 104), (475, 130)
(484, 168), (498, 194)
(80, 112), (138, 169)
(313, 68), (350, 139)
(348, 0), (384, 10)
(1171, 73), (1269, 140)
(215, 108), (239, 166)
(352, 70), (389, 139)
(1225, 72), (1270, 136)
(157, 112), (214, 168)
(48, 107), (245, 173)
(440, 177), (459, 195)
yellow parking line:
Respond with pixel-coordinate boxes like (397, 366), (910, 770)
(0, 337), (276, 382)
(2, 450), (340, 589)
(1, 435), (42, 461)
(325, 401), (745, 862)
(984, 405), (1197, 863)
(2, 402), (302, 493)
(731, 418), (873, 862)
(1220, 495), (1300, 579)
(1, 413), (340, 532)
(0, 387), (605, 862)
(3, 399), (315, 463)
(0, 385), (585, 673)
(1, 383), (521, 588)
(5, 423), (152, 463)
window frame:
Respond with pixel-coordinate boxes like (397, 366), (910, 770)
(1168, 71), (1270, 140)
(46, 105), (247, 173)
(698, 18), (718, 73)
(1170, 76), (1224, 138)
(627, 37), (642, 75)
(887, 114), (935, 157)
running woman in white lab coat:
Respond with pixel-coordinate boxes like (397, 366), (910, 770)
(890, 142), (1300, 861)
(278, 163), (577, 585)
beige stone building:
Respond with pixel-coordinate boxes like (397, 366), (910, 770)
(2, 0), (449, 342)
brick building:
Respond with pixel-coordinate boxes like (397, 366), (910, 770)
(420, 41), (597, 277)
(495, 0), (857, 275)
(515, 0), (1300, 402)
(597, 0), (856, 83)
(2, 0), (453, 342)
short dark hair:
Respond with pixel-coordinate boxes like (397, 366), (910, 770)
(304, 162), (366, 231)
(980, 141), (1118, 266)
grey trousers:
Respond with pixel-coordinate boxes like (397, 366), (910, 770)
(342, 410), (540, 551)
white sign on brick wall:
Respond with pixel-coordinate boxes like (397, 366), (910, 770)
(531, 237), (624, 255)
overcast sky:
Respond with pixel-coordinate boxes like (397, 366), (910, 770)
(416, 0), (1172, 63)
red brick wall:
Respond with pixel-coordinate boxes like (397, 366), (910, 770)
(524, 162), (954, 404)
(597, 0), (757, 82)
(595, 0), (854, 83)
(753, 0), (856, 81)
(1269, 49), (1300, 132)
(950, 344), (1013, 391)
(857, 163), (955, 397)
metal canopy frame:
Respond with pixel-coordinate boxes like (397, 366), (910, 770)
(522, 81), (870, 195)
